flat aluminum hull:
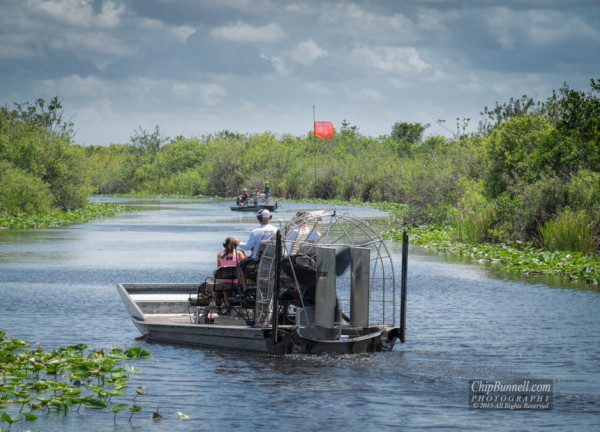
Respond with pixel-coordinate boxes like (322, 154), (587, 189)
(230, 204), (277, 212)
(131, 317), (291, 354)
(118, 283), (398, 354)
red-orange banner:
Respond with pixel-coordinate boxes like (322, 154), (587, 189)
(314, 121), (334, 140)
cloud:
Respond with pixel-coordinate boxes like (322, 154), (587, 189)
(260, 53), (289, 74)
(0, 33), (39, 59)
(351, 88), (385, 102)
(127, 77), (228, 108)
(484, 7), (600, 49)
(210, 20), (285, 43)
(50, 31), (134, 57)
(284, 4), (307, 14)
(304, 82), (334, 95)
(389, 78), (413, 89)
(2, 0), (195, 67)
(239, 99), (258, 112)
(27, 0), (126, 29)
(170, 25), (196, 43)
(528, 10), (600, 45)
(321, 3), (420, 43)
(2, 1), (598, 146)
(352, 45), (429, 74)
(32, 74), (110, 98)
(456, 71), (553, 102)
(31, 74), (227, 107)
(171, 82), (228, 106)
(289, 39), (328, 65)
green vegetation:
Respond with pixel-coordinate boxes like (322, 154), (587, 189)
(2, 79), (600, 283)
(0, 202), (128, 230)
(0, 329), (153, 428)
(0, 97), (92, 215)
(0, 98), (129, 229)
(384, 225), (600, 284)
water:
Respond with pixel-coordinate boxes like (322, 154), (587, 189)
(1, 198), (599, 431)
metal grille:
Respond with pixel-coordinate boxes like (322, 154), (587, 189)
(254, 210), (396, 328)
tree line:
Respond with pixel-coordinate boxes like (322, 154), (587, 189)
(1, 79), (599, 253)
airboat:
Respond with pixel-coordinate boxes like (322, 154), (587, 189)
(230, 203), (278, 212)
(117, 210), (408, 354)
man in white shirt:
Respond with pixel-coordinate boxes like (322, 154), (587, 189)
(233, 209), (278, 287)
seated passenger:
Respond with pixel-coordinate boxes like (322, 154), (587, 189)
(232, 209), (278, 289)
(284, 211), (322, 255)
(213, 237), (245, 308)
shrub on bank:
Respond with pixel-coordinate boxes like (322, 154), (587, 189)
(0, 98), (91, 215)
(0, 161), (53, 214)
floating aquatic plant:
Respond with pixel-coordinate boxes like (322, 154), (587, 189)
(110, 403), (129, 422)
(0, 202), (129, 230)
(384, 225), (600, 284)
(0, 329), (152, 428)
(128, 404), (142, 422)
(176, 411), (190, 420)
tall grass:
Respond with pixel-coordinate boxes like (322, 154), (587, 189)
(452, 204), (497, 243)
(537, 209), (599, 254)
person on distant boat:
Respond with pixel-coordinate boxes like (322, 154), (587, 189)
(253, 190), (259, 206)
(213, 237), (245, 308)
(241, 189), (249, 205)
(264, 181), (270, 204)
(233, 209), (278, 288)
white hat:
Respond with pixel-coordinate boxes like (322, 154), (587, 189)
(258, 209), (271, 220)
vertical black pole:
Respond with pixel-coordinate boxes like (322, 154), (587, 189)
(272, 230), (281, 344)
(400, 230), (408, 343)
(313, 105), (317, 201)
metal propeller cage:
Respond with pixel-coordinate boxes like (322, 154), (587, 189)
(254, 210), (396, 328)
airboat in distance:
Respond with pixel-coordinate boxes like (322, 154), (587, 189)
(117, 209), (408, 354)
(230, 193), (278, 212)
(230, 202), (278, 212)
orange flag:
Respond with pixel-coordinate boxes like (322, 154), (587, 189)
(314, 121), (334, 140)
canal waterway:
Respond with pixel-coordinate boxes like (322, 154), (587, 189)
(0, 198), (599, 431)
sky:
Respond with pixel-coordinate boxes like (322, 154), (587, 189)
(1, 0), (599, 146)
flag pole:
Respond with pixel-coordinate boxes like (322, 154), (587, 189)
(313, 105), (317, 200)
